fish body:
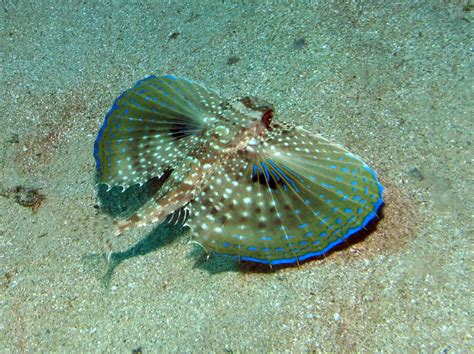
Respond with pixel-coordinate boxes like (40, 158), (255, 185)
(94, 75), (383, 265)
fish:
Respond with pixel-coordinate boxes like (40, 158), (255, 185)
(94, 75), (384, 265)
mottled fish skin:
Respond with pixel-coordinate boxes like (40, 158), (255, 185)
(94, 75), (384, 265)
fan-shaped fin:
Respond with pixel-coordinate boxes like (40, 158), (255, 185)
(94, 75), (225, 189)
(187, 126), (383, 265)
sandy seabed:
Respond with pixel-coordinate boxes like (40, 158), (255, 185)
(1, 1), (472, 352)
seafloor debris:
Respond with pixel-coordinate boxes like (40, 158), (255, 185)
(226, 55), (241, 65)
(408, 167), (424, 181)
(292, 37), (308, 50)
(168, 31), (180, 40)
(0, 186), (46, 212)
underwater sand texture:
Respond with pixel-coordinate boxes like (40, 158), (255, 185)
(1, 1), (472, 352)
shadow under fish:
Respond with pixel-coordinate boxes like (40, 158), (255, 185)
(83, 220), (187, 288)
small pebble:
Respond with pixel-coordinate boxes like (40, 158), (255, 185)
(292, 37), (307, 50)
(226, 56), (240, 65)
(408, 167), (424, 181)
(168, 31), (180, 40)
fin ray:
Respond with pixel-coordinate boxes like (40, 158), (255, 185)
(94, 75), (226, 189)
